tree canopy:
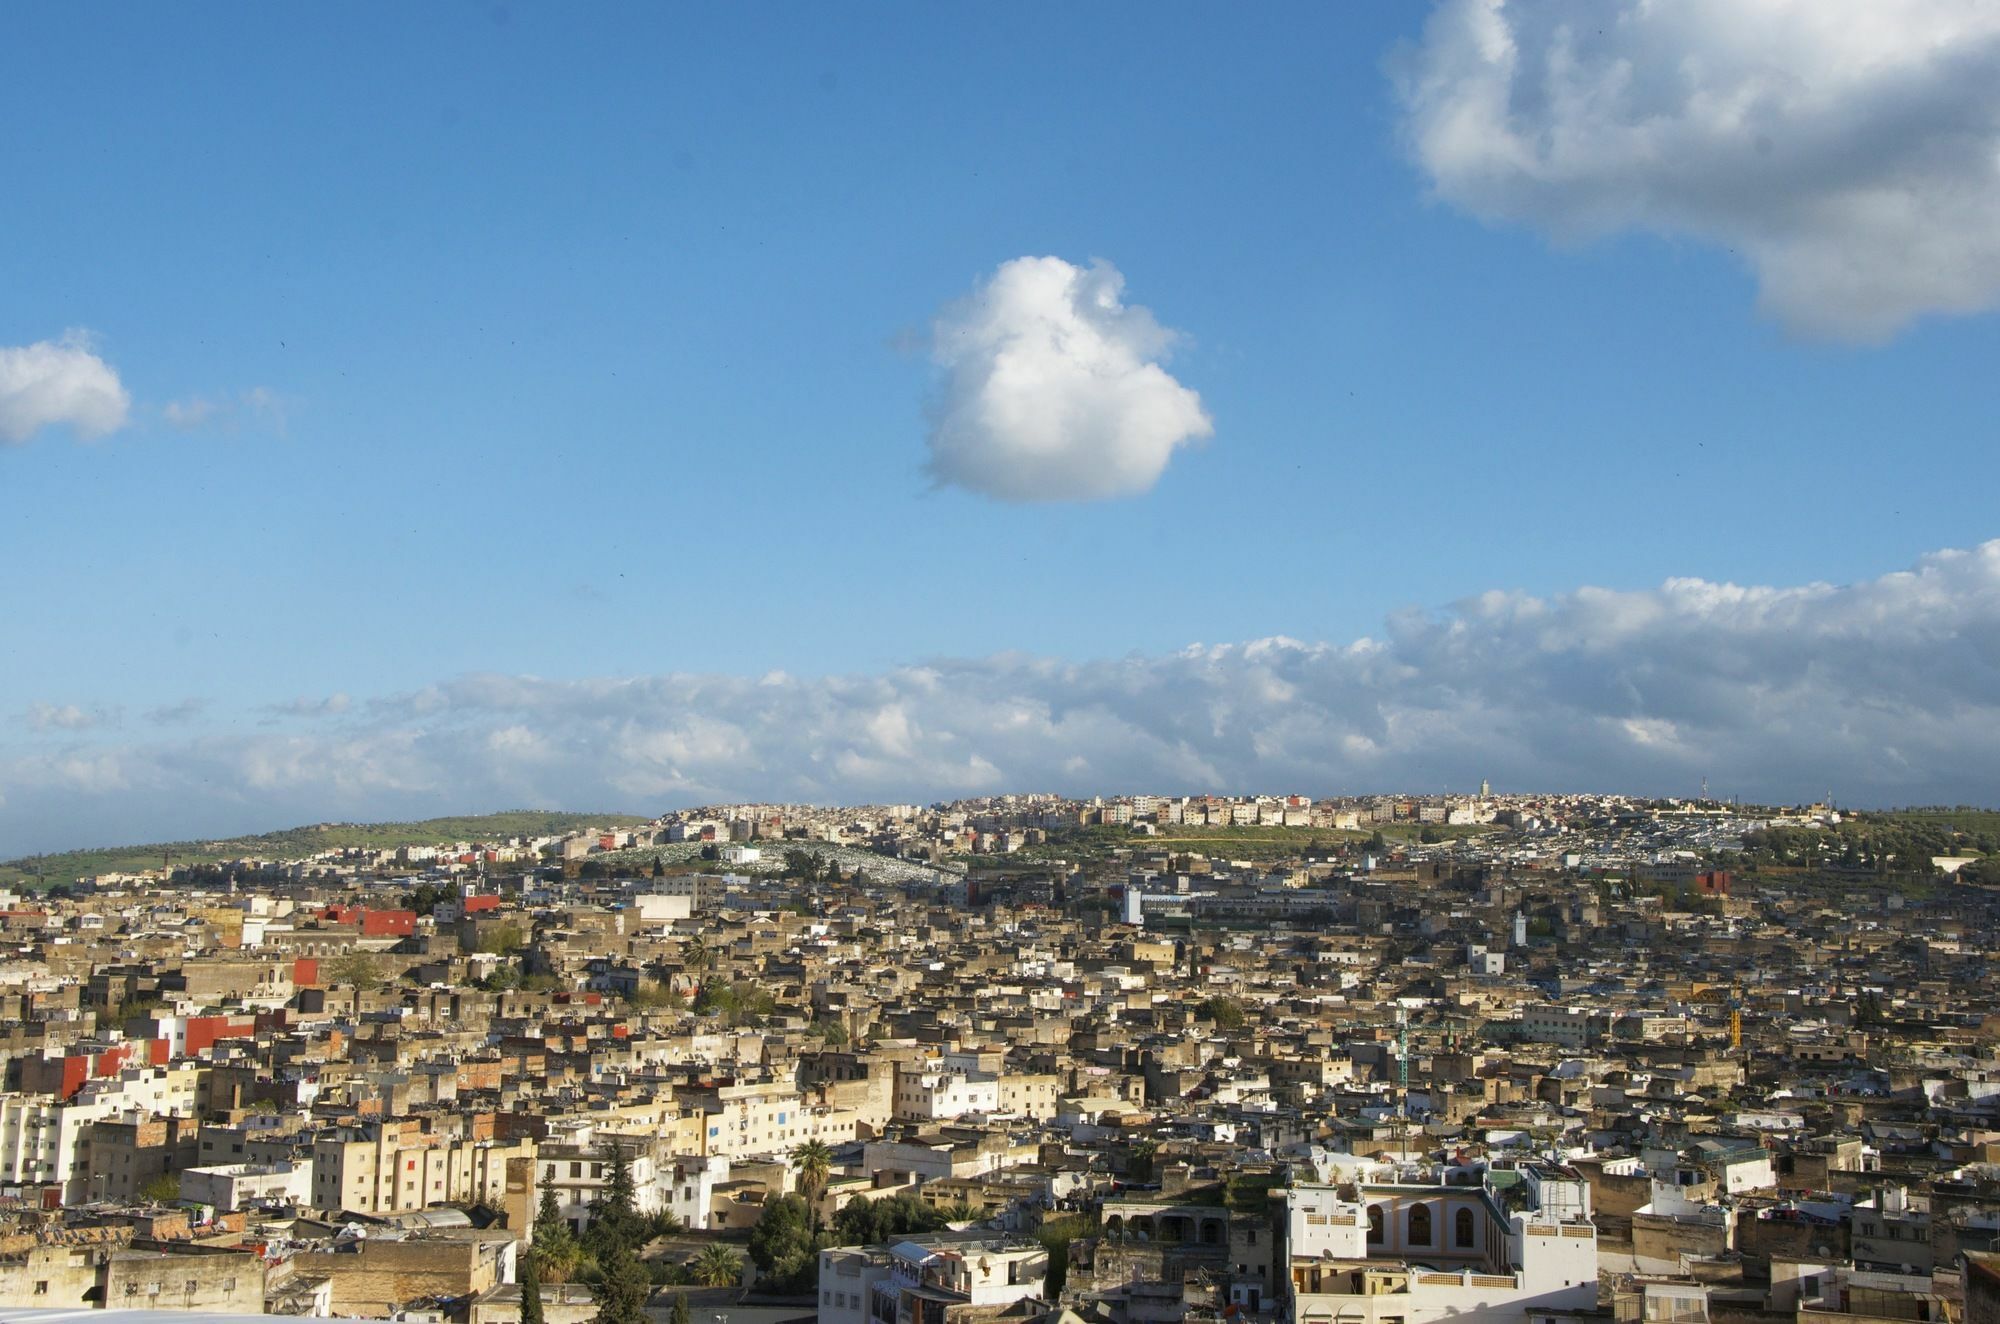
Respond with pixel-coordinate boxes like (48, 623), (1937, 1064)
(747, 1194), (819, 1294)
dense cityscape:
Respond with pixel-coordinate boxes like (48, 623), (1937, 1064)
(9, 6), (2000, 1324)
(0, 793), (1995, 1324)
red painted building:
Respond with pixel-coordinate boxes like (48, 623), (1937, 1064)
(322, 905), (417, 937)
(359, 909), (417, 937)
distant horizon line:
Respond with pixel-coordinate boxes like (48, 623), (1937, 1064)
(7, 791), (1976, 872)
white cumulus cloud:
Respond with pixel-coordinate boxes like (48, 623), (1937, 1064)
(1394, 0), (2000, 341)
(8, 539), (2000, 855)
(924, 256), (1213, 501)
(0, 332), (131, 444)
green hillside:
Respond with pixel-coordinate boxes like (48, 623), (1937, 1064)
(0, 810), (652, 890)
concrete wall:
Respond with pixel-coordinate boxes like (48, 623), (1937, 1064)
(102, 1248), (266, 1314)
(295, 1235), (510, 1317)
(1632, 1213), (1731, 1277)
(0, 1244), (101, 1309)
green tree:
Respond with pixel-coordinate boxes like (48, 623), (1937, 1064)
(478, 922), (525, 955)
(1199, 995), (1245, 1029)
(629, 979), (685, 1011)
(830, 1192), (947, 1246)
(747, 1194), (818, 1294)
(401, 882), (454, 915)
(520, 1241), (545, 1324)
(1036, 1212), (1094, 1298)
(693, 980), (777, 1026)
(789, 1139), (833, 1228)
(534, 1187), (582, 1284)
(590, 1236), (651, 1324)
(689, 1244), (742, 1289)
(140, 1172), (183, 1203)
(328, 951), (388, 989)
(668, 1290), (691, 1324)
(479, 964), (522, 992)
(586, 1146), (639, 1255)
(1125, 1139), (1158, 1183)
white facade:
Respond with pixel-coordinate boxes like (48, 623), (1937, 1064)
(819, 1248), (894, 1324)
(539, 1139), (661, 1234)
(661, 1153), (730, 1230)
(893, 1066), (1000, 1121)
(1288, 1184), (1369, 1259)
(627, 894), (693, 925)
(1289, 1170), (1599, 1324)
(699, 1082), (860, 1157)
(180, 1160), (314, 1211)
(1, 1068), (204, 1202)
(0, 1096), (116, 1200)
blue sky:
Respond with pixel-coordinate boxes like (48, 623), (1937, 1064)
(6, 2), (2000, 852)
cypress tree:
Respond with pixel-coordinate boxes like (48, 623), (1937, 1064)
(591, 1236), (651, 1324)
(519, 1243), (544, 1324)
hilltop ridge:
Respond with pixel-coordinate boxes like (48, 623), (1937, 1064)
(0, 809), (650, 889)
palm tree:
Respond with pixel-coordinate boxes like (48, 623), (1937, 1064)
(789, 1139), (834, 1216)
(689, 1244), (741, 1289)
(684, 934), (715, 974)
(533, 1187), (582, 1284)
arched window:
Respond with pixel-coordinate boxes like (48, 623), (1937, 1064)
(1409, 1203), (1434, 1246)
(1455, 1208), (1476, 1249)
(1367, 1205), (1385, 1245)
